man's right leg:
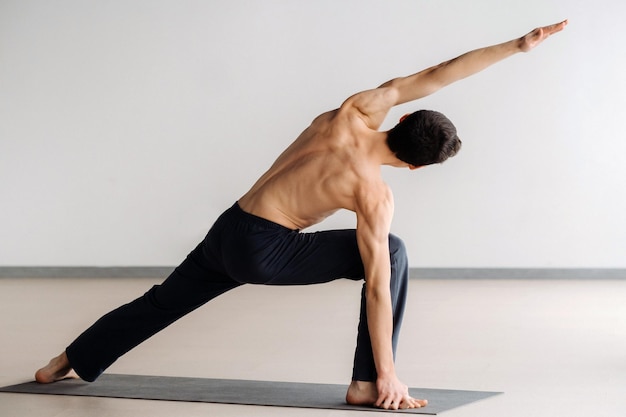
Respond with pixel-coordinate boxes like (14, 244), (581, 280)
(37, 241), (242, 383)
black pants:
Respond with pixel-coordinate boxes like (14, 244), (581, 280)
(66, 202), (409, 382)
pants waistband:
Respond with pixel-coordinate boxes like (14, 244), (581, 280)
(231, 202), (299, 232)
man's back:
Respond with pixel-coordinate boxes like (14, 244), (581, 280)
(238, 104), (388, 230)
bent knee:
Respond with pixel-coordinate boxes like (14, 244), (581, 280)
(388, 233), (407, 257)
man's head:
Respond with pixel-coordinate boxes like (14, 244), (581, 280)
(386, 110), (462, 168)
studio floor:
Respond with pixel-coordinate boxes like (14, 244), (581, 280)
(1, 276), (625, 416)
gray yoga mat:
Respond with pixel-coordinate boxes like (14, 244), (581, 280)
(0, 374), (501, 414)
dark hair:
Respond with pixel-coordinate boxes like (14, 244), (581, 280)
(386, 110), (462, 166)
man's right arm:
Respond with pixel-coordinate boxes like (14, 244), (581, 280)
(380, 20), (568, 106)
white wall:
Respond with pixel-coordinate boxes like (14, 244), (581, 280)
(1, 0), (624, 268)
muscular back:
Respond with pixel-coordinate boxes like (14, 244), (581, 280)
(238, 105), (388, 230)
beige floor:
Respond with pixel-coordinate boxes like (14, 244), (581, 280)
(1, 277), (625, 416)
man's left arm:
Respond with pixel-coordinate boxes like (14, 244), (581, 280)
(379, 19), (568, 106)
(341, 20), (568, 130)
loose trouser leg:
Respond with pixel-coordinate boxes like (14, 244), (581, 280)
(66, 242), (241, 382)
(351, 234), (409, 381)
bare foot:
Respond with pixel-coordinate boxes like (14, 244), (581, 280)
(346, 380), (427, 409)
(35, 352), (79, 383)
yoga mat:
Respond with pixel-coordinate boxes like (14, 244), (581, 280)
(0, 374), (501, 414)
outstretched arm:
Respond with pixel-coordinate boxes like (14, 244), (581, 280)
(382, 19), (568, 104)
(347, 20), (568, 129)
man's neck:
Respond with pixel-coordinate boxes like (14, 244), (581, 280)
(366, 131), (401, 167)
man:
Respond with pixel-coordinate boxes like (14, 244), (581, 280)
(36, 20), (567, 410)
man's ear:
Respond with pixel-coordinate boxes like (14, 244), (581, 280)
(408, 165), (422, 170)
(399, 113), (410, 123)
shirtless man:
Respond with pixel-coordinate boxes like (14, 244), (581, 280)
(36, 20), (567, 410)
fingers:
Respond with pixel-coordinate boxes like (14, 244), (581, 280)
(537, 19), (568, 41)
(544, 19), (568, 36)
(377, 394), (401, 410)
(376, 394), (428, 410)
(375, 393), (401, 410)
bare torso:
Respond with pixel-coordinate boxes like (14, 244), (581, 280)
(238, 106), (389, 230)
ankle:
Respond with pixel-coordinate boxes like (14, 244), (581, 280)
(346, 380), (378, 405)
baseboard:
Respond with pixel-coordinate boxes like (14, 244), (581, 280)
(0, 266), (624, 279)
(409, 268), (626, 280)
(0, 266), (175, 278)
